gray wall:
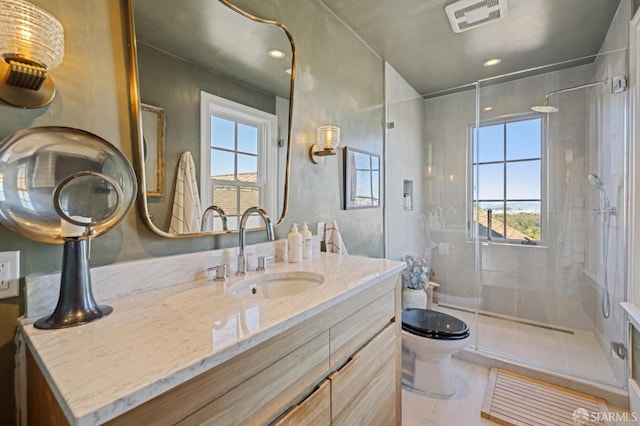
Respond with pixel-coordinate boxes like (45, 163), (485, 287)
(0, 0), (384, 422)
(384, 63), (428, 261)
(231, 0), (385, 257)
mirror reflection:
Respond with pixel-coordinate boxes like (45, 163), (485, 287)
(344, 147), (381, 210)
(0, 127), (137, 243)
(130, 0), (294, 236)
(54, 172), (123, 228)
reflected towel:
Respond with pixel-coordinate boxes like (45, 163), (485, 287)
(325, 221), (348, 255)
(169, 152), (202, 234)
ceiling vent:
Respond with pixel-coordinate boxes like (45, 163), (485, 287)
(445, 0), (508, 33)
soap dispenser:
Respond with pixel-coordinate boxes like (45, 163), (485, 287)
(287, 223), (302, 263)
(301, 222), (312, 259)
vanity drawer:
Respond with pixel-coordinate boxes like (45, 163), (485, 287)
(178, 331), (330, 425)
(329, 323), (396, 424)
(274, 379), (331, 426)
(330, 289), (395, 368)
(107, 314), (332, 425)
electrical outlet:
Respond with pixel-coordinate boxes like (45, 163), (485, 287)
(0, 251), (19, 299)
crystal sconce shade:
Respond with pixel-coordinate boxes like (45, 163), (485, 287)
(0, 0), (64, 108)
(310, 125), (341, 164)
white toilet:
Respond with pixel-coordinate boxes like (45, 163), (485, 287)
(401, 308), (470, 396)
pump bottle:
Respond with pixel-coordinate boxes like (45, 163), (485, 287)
(301, 222), (312, 259)
(287, 223), (302, 263)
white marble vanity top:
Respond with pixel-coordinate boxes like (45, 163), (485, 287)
(19, 251), (404, 425)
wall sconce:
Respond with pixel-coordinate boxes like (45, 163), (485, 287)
(0, 0), (64, 108)
(309, 125), (341, 164)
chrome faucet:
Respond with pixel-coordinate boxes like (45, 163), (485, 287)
(237, 207), (274, 275)
(201, 205), (228, 231)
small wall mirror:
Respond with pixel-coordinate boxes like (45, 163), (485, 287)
(344, 147), (381, 209)
(123, 0), (295, 237)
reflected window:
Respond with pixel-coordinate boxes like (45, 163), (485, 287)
(470, 116), (544, 242)
(16, 165), (34, 211)
(344, 147), (380, 209)
(201, 92), (277, 231)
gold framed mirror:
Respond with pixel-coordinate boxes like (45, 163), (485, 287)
(123, 0), (295, 237)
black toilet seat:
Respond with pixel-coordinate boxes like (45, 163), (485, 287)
(402, 308), (470, 340)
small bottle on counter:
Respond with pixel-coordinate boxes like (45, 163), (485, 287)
(287, 223), (302, 263)
(301, 222), (312, 259)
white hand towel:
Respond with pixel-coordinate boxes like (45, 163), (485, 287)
(169, 152), (202, 234)
(325, 220), (348, 255)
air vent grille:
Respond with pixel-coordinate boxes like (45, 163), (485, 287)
(445, 0), (508, 33)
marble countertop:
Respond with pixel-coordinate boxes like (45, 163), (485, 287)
(19, 252), (404, 425)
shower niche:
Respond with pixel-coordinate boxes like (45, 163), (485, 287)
(403, 180), (413, 211)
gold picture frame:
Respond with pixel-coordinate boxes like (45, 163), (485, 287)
(140, 103), (164, 197)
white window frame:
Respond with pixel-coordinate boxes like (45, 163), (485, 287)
(200, 92), (278, 228)
(467, 112), (547, 244)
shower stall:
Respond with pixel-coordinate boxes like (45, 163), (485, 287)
(385, 2), (630, 390)
(435, 54), (628, 386)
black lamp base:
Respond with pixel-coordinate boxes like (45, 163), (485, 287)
(33, 239), (112, 330)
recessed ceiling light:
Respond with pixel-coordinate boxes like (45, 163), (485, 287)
(483, 58), (501, 67)
(484, 106), (493, 111)
(268, 49), (285, 59)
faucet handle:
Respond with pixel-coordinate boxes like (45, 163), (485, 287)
(256, 255), (274, 272)
(208, 264), (228, 281)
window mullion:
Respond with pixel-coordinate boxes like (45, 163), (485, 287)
(503, 123), (507, 238)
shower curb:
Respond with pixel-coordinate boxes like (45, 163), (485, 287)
(455, 347), (629, 409)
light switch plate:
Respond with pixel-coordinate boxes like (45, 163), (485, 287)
(0, 250), (20, 299)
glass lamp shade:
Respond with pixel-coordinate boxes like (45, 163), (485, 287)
(0, 0), (64, 69)
(316, 126), (341, 151)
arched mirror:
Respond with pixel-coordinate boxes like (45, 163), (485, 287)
(123, 0), (295, 237)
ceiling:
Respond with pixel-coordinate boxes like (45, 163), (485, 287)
(133, 0), (293, 99)
(319, 0), (623, 97)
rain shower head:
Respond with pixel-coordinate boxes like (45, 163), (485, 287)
(531, 103), (559, 113)
(588, 174), (605, 192)
(532, 80), (607, 115)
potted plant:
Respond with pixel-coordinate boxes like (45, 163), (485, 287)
(401, 254), (431, 310)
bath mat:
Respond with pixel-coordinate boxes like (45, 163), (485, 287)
(481, 368), (612, 426)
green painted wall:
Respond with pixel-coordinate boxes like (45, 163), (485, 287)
(0, 0), (384, 422)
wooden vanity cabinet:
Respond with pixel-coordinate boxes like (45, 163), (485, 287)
(27, 274), (401, 426)
(274, 380), (332, 426)
(330, 324), (397, 425)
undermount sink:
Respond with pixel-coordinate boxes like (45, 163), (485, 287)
(229, 271), (325, 299)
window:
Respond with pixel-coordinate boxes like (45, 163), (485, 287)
(470, 115), (544, 242)
(200, 92), (277, 231)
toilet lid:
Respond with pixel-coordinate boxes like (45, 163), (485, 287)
(402, 308), (470, 340)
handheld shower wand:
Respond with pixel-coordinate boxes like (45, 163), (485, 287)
(588, 174), (616, 220)
(587, 174), (614, 319)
